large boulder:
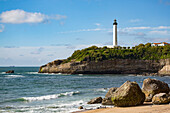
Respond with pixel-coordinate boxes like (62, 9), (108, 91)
(142, 78), (169, 102)
(6, 70), (14, 73)
(87, 97), (102, 104)
(102, 87), (118, 105)
(111, 81), (145, 107)
(152, 93), (170, 104)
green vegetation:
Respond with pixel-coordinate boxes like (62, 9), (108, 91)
(63, 43), (170, 63)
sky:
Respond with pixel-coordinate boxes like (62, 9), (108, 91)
(0, 0), (170, 66)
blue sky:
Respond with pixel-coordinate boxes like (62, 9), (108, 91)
(0, 0), (170, 66)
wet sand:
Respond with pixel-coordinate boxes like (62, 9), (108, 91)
(78, 103), (170, 113)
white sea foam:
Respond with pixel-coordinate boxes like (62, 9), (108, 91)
(0, 72), (6, 74)
(26, 72), (69, 75)
(78, 74), (83, 76)
(22, 91), (80, 101)
(5, 75), (25, 78)
(57, 100), (84, 108)
(1, 99), (112, 113)
(26, 72), (39, 74)
(128, 74), (135, 76)
(95, 88), (108, 92)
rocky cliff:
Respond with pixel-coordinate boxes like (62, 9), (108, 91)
(39, 58), (170, 75)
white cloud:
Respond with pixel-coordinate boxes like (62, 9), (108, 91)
(0, 24), (4, 32)
(58, 28), (106, 34)
(149, 30), (170, 35)
(95, 23), (101, 26)
(121, 27), (151, 31)
(79, 28), (104, 32)
(129, 19), (142, 23)
(152, 26), (170, 29)
(0, 9), (66, 24)
(122, 26), (170, 31)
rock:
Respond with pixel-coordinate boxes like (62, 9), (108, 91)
(105, 87), (118, 97)
(39, 58), (170, 74)
(111, 81), (145, 107)
(78, 106), (83, 109)
(102, 87), (118, 105)
(159, 65), (170, 76)
(102, 97), (113, 105)
(87, 97), (102, 104)
(152, 93), (170, 104)
(6, 70), (14, 73)
(142, 78), (169, 102)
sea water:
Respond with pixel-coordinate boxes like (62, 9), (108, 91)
(0, 67), (170, 113)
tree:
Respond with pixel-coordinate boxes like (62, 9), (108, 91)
(63, 43), (170, 63)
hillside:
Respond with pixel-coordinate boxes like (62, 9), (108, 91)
(39, 43), (170, 75)
(63, 43), (170, 63)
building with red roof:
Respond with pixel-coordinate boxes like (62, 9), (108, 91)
(151, 42), (170, 46)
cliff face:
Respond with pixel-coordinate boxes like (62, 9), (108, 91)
(39, 59), (170, 75)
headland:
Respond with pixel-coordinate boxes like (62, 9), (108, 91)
(39, 43), (170, 76)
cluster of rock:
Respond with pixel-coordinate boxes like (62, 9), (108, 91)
(87, 78), (170, 107)
(39, 59), (170, 76)
(6, 70), (14, 73)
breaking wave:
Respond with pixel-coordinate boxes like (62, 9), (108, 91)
(21, 91), (80, 101)
(94, 88), (109, 92)
(5, 75), (25, 78)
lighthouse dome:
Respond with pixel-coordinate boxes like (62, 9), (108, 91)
(113, 19), (118, 25)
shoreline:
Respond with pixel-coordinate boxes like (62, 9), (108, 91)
(74, 102), (170, 113)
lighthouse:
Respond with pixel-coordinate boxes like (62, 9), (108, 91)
(113, 19), (118, 47)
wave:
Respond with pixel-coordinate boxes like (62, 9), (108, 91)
(25, 72), (69, 75)
(94, 88), (109, 92)
(5, 75), (25, 78)
(25, 72), (39, 74)
(0, 98), (28, 104)
(20, 91), (80, 101)
(49, 100), (84, 108)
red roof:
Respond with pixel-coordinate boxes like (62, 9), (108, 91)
(153, 43), (161, 44)
(153, 42), (169, 45)
(162, 42), (169, 44)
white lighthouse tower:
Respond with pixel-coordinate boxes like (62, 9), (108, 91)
(113, 19), (118, 47)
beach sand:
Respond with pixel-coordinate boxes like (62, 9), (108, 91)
(79, 103), (170, 113)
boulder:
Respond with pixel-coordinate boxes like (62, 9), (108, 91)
(105, 87), (118, 97)
(78, 106), (83, 109)
(142, 78), (169, 102)
(102, 97), (113, 105)
(111, 81), (145, 107)
(87, 97), (102, 104)
(102, 87), (118, 105)
(152, 93), (170, 104)
(6, 70), (14, 73)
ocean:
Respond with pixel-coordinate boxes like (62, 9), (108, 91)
(0, 67), (170, 113)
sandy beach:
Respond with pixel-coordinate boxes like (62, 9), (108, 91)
(80, 103), (170, 113)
